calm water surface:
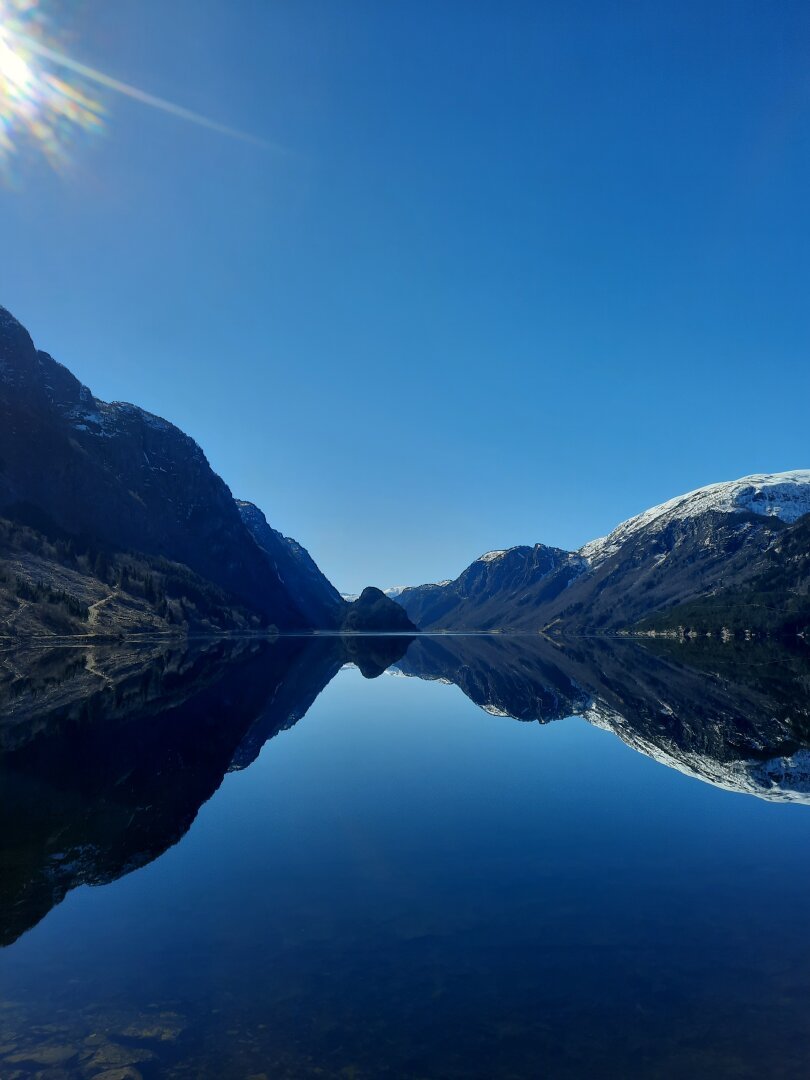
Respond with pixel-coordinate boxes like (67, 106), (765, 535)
(1, 635), (810, 1078)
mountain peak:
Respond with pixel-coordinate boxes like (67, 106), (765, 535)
(580, 470), (810, 566)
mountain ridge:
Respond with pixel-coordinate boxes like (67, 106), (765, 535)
(393, 471), (810, 636)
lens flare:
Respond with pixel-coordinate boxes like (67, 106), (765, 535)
(0, 0), (103, 177)
(1, 0), (277, 180)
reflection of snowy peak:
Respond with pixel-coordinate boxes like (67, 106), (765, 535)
(396, 634), (810, 804)
(585, 701), (810, 804)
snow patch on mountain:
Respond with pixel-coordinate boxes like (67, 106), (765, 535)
(581, 470), (810, 566)
(479, 550), (508, 562)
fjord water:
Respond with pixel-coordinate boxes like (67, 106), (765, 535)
(2, 637), (810, 1078)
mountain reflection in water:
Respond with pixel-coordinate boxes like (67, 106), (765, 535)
(0, 633), (809, 1079)
(0, 635), (414, 947)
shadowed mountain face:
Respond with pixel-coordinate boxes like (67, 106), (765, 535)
(237, 500), (346, 629)
(340, 587), (418, 632)
(0, 307), (307, 628)
(1, 633), (808, 951)
(0, 307), (422, 638)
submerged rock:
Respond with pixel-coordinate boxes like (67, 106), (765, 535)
(4, 1043), (79, 1067)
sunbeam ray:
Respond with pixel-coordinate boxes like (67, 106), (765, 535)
(8, 28), (277, 149)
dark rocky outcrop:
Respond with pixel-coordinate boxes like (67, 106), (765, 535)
(342, 586), (418, 632)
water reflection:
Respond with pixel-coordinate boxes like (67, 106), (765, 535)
(1, 633), (809, 1078)
(0, 634), (413, 947)
(396, 634), (810, 802)
(2, 633), (809, 950)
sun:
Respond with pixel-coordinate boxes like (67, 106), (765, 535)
(0, 25), (33, 89)
(0, 2), (104, 176)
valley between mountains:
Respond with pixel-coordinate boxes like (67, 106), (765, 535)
(1, 304), (808, 642)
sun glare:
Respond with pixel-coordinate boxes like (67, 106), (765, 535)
(0, 0), (104, 177)
(0, 27), (32, 88)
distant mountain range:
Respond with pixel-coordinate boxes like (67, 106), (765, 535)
(0, 305), (413, 638)
(392, 472), (810, 638)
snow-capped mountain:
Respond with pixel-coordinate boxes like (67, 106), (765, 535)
(394, 471), (810, 634)
(581, 471), (810, 565)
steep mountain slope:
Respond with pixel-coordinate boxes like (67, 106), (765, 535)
(237, 500), (346, 628)
(394, 472), (810, 633)
(582, 471), (810, 565)
(0, 306), (317, 630)
(0, 516), (268, 639)
(638, 513), (810, 637)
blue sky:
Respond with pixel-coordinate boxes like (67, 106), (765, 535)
(2, 0), (809, 592)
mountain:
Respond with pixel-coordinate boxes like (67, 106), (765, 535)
(340, 586), (417, 632)
(237, 500), (346, 628)
(394, 544), (582, 630)
(394, 471), (810, 636)
(0, 305), (360, 635)
(237, 504), (418, 632)
(637, 512), (810, 638)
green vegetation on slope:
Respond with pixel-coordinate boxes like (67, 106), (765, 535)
(0, 517), (269, 639)
(636, 517), (810, 639)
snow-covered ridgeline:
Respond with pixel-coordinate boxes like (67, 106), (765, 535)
(479, 550), (508, 563)
(384, 580), (452, 596)
(580, 470), (810, 566)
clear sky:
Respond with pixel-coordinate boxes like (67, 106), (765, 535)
(1, 0), (809, 593)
